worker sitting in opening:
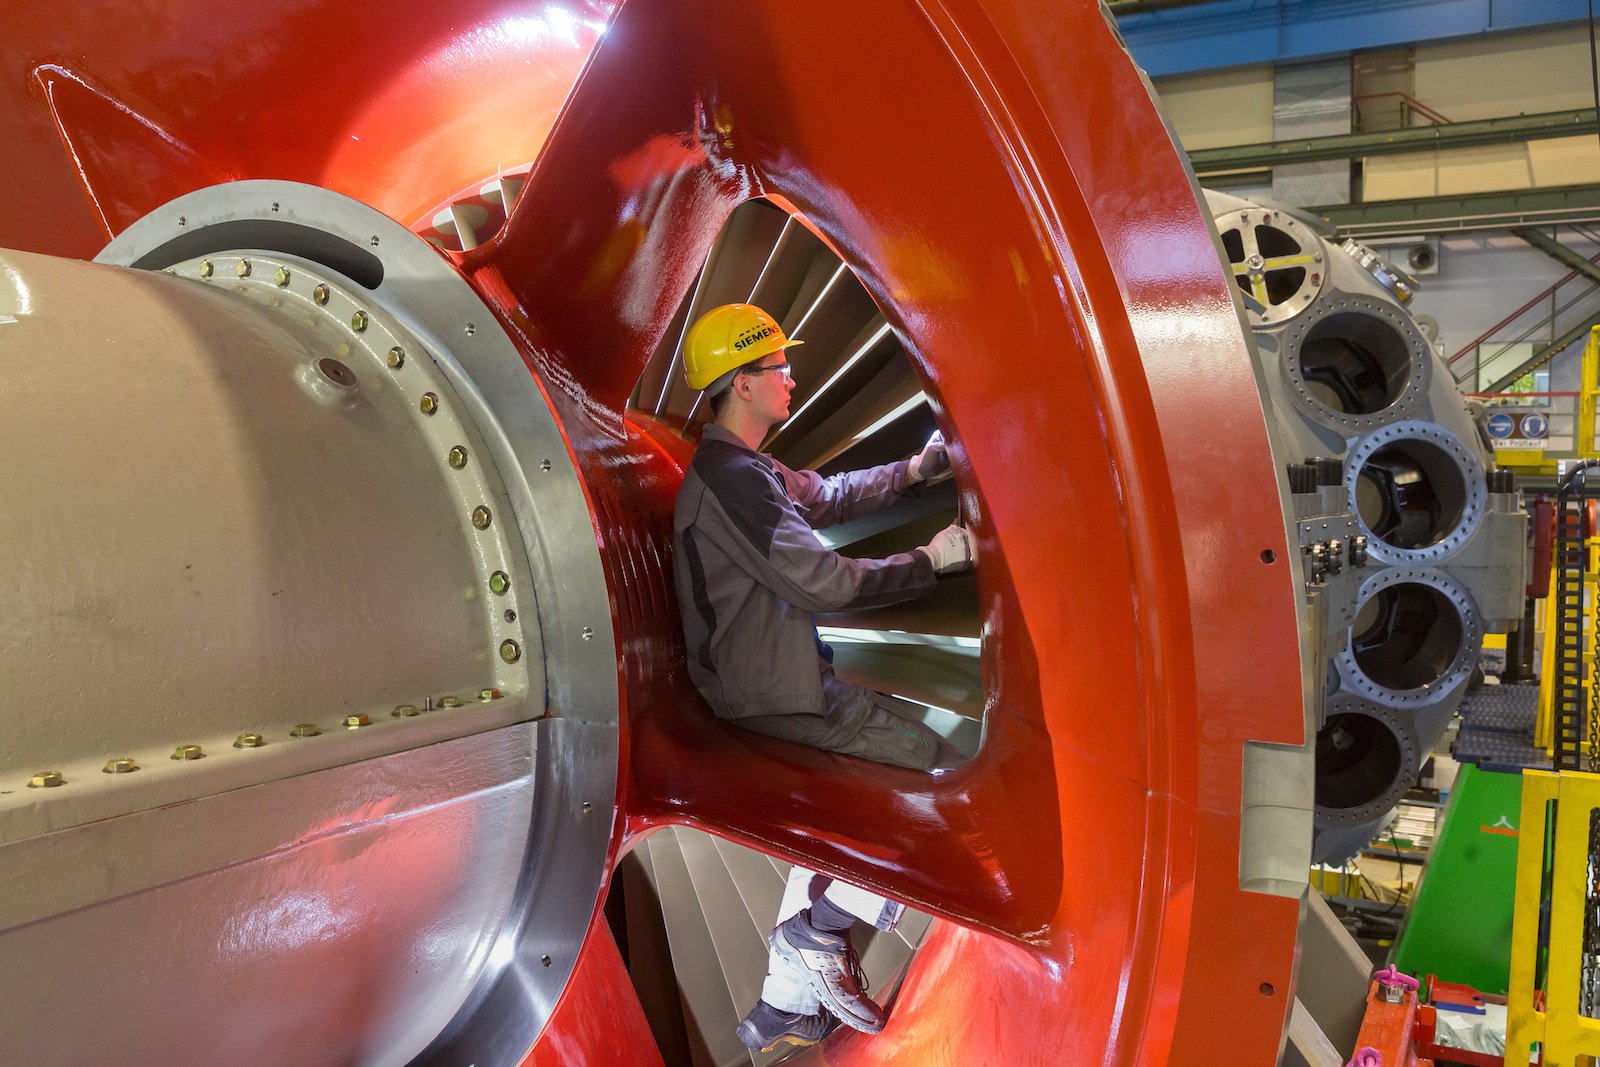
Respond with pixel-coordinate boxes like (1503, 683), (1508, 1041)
(670, 302), (974, 1053)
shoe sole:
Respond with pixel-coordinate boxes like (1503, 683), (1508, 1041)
(768, 928), (886, 1034)
(735, 1020), (824, 1054)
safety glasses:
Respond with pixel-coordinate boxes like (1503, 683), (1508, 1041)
(740, 361), (792, 380)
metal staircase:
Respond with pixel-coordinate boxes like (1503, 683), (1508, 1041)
(1449, 225), (1600, 394)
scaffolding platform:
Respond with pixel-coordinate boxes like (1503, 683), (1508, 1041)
(1453, 727), (1552, 774)
(1458, 683), (1540, 735)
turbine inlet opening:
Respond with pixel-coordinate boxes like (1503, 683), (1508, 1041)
(1314, 712), (1404, 812)
(1351, 582), (1465, 692)
(1299, 311), (1414, 416)
(1354, 438), (1468, 550)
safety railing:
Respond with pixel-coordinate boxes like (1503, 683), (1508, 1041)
(1465, 328), (1600, 484)
(1449, 231), (1600, 392)
(1351, 92), (1452, 133)
(1507, 770), (1600, 1065)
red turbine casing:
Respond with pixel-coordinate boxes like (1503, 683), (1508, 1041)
(0, 1), (1307, 1063)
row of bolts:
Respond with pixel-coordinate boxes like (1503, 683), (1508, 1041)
(24, 688), (507, 790)
(18, 265), (540, 790)
(197, 260), (533, 666)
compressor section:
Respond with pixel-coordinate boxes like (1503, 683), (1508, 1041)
(1208, 190), (1527, 861)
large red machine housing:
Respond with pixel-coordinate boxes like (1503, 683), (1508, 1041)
(0, 2), (1311, 1063)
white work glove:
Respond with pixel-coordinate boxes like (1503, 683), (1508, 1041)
(907, 430), (950, 484)
(918, 522), (975, 574)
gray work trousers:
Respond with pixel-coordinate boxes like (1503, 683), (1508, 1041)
(732, 672), (958, 1015)
(733, 671), (961, 771)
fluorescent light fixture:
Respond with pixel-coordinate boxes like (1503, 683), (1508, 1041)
(781, 320), (893, 429)
(787, 261), (847, 341)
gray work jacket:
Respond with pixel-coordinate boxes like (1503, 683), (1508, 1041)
(673, 424), (935, 721)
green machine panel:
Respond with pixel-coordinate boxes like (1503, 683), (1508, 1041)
(1392, 764), (1525, 993)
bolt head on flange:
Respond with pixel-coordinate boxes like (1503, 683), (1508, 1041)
(290, 723), (321, 738)
(233, 733), (266, 748)
(102, 757), (137, 774)
(27, 771), (64, 788)
(171, 744), (204, 761)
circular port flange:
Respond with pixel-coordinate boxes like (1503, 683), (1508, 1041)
(1213, 206), (1326, 327)
(1335, 567), (1482, 707)
(1345, 420), (1485, 565)
(1282, 297), (1431, 430)
(1313, 694), (1416, 825)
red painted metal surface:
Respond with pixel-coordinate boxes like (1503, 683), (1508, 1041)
(522, 916), (663, 1067)
(0, 0), (1307, 1063)
(1350, 978), (1434, 1067)
(0, 1), (612, 257)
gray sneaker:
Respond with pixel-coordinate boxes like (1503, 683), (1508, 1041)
(735, 1001), (837, 1053)
(767, 913), (886, 1034)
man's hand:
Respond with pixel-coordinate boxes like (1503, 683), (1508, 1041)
(917, 522), (975, 574)
(907, 431), (949, 484)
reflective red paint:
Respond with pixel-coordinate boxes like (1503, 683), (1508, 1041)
(468, 1), (1304, 1062)
(525, 917), (664, 1067)
(0, 0), (1305, 1063)
(0, 1), (612, 257)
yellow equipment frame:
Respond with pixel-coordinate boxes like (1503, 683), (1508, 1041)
(1507, 770), (1600, 1065)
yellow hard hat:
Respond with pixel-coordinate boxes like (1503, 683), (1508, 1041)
(683, 303), (804, 392)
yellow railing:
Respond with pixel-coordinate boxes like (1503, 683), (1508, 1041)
(1583, 326), (1600, 461)
(1507, 770), (1600, 1064)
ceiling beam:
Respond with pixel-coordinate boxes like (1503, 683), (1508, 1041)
(1308, 184), (1600, 239)
(1189, 109), (1597, 176)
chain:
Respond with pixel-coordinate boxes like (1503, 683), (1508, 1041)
(1590, 552), (1600, 770)
(1585, 808), (1600, 1017)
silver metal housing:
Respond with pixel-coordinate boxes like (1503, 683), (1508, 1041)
(0, 181), (617, 1067)
(1205, 189), (1527, 862)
